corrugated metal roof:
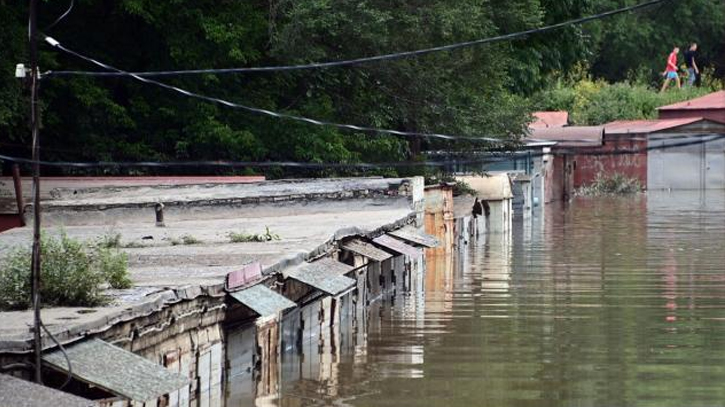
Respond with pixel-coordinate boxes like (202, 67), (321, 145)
(603, 118), (704, 134)
(373, 234), (422, 258)
(658, 91), (725, 111)
(285, 259), (355, 296)
(341, 238), (393, 262)
(526, 126), (604, 147)
(0, 373), (97, 407)
(229, 284), (296, 318)
(43, 339), (190, 402)
(529, 111), (569, 128)
(388, 227), (440, 248)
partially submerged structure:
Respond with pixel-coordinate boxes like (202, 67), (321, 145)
(455, 174), (513, 234)
(0, 177), (440, 406)
(527, 92), (725, 200)
(527, 125), (646, 201)
(604, 118), (725, 190)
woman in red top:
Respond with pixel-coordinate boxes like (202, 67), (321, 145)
(660, 46), (681, 92)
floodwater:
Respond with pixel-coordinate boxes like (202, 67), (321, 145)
(228, 191), (725, 407)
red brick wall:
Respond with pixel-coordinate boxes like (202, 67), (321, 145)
(569, 138), (648, 190)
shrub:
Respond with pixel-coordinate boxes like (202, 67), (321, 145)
(576, 173), (643, 196)
(181, 234), (201, 245)
(424, 173), (477, 196)
(0, 232), (131, 310)
(228, 227), (280, 243)
(532, 77), (718, 126)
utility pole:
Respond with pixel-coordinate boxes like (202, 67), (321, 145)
(29, 0), (43, 384)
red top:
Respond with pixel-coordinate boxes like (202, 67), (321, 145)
(665, 52), (678, 72)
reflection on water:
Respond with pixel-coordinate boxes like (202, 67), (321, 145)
(227, 191), (725, 407)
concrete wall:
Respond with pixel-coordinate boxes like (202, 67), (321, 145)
(424, 185), (454, 255)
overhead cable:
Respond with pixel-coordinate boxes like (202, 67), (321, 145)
(43, 0), (74, 32)
(2, 133), (723, 170)
(44, 38), (508, 143)
(44, 0), (669, 77)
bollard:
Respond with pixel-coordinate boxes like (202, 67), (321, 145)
(155, 202), (165, 227)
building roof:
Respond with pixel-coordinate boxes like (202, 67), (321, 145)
(657, 91), (725, 111)
(341, 238), (393, 262)
(0, 374), (96, 407)
(388, 226), (440, 248)
(527, 126), (604, 147)
(372, 234), (422, 258)
(529, 111), (569, 128)
(284, 258), (355, 296)
(43, 339), (190, 402)
(603, 117), (705, 134)
(228, 284), (296, 318)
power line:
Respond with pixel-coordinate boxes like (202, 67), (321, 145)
(44, 0), (670, 78)
(43, 38), (509, 144)
(43, 0), (74, 32)
(2, 134), (723, 170)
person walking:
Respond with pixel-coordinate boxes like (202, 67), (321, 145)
(684, 43), (699, 87)
(660, 46), (681, 92)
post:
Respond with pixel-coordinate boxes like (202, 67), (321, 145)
(29, 0), (43, 384)
(11, 164), (25, 226)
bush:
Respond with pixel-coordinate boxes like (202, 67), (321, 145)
(0, 232), (131, 310)
(576, 173), (643, 196)
(532, 77), (719, 126)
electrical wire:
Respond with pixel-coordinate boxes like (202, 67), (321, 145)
(43, 38), (507, 144)
(43, 0), (74, 32)
(44, 0), (670, 77)
(2, 134), (723, 170)
(40, 320), (73, 389)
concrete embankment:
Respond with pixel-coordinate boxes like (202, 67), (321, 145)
(0, 177), (441, 407)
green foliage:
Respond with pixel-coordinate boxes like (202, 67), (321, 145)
(0, 233), (131, 310)
(425, 172), (478, 196)
(0, 0), (723, 175)
(576, 173), (643, 196)
(228, 227), (281, 243)
(98, 232), (122, 249)
(532, 76), (719, 125)
(96, 247), (132, 289)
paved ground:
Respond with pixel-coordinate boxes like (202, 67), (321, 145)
(0, 188), (415, 351)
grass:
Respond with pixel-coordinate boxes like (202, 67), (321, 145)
(576, 173), (643, 196)
(0, 232), (131, 311)
(228, 227), (280, 243)
(171, 234), (202, 245)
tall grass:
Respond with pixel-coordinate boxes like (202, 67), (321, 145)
(0, 232), (131, 310)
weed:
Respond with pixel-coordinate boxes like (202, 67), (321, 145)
(0, 232), (131, 310)
(576, 173), (643, 196)
(228, 226), (280, 243)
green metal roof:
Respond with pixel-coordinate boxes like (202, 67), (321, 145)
(43, 339), (190, 402)
(229, 284), (296, 317)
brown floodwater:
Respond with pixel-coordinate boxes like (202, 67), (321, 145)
(228, 191), (725, 407)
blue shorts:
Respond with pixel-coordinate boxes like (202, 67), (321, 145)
(666, 71), (678, 80)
